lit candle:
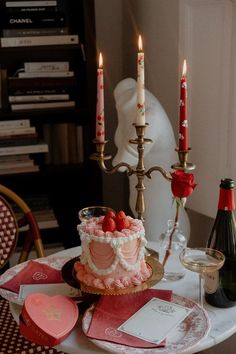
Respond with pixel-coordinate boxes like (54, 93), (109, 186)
(136, 35), (145, 125)
(178, 59), (188, 150)
(96, 52), (105, 142)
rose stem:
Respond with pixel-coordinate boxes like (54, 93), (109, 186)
(162, 201), (180, 267)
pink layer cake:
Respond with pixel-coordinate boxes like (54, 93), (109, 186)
(74, 214), (151, 290)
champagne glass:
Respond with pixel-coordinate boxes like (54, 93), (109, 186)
(78, 206), (115, 222)
(179, 247), (225, 307)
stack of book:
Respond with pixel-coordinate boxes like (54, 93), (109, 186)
(9, 61), (76, 111)
(0, 0), (79, 47)
(0, 119), (48, 174)
(0, 1), (79, 111)
(13, 193), (59, 229)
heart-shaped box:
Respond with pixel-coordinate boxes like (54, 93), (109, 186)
(19, 293), (79, 346)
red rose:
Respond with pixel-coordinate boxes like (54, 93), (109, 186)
(171, 170), (197, 198)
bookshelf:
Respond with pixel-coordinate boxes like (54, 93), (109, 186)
(0, 0), (103, 249)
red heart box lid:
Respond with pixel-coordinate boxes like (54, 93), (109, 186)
(20, 293), (79, 347)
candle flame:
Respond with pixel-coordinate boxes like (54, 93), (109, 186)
(182, 59), (187, 76)
(99, 52), (103, 68)
(138, 35), (143, 52)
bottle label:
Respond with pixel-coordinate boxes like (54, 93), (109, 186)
(218, 188), (235, 210)
(204, 271), (219, 294)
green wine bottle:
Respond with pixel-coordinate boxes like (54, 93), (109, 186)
(205, 178), (236, 308)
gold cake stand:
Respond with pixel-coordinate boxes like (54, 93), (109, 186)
(61, 253), (164, 296)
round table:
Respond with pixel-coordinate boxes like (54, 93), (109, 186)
(10, 243), (236, 354)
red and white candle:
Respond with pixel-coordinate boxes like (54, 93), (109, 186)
(96, 52), (105, 142)
(178, 59), (188, 150)
(136, 35), (145, 126)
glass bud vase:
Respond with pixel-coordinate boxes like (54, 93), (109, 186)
(158, 220), (187, 281)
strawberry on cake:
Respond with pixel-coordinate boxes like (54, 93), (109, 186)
(74, 210), (152, 290)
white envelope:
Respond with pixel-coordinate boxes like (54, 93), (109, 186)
(118, 298), (192, 344)
(18, 283), (80, 301)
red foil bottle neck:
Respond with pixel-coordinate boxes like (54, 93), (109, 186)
(218, 188), (235, 210)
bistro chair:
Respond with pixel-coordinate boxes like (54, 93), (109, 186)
(0, 183), (45, 269)
(0, 184), (65, 354)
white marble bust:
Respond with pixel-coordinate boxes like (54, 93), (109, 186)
(113, 78), (190, 241)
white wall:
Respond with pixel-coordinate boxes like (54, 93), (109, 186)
(180, 0), (235, 218)
(122, 0), (180, 132)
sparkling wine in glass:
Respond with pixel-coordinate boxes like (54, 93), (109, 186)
(179, 247), (225, 307)
(78, 206), (115, 222)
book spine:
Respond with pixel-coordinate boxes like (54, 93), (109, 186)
(3, 13), (66, 29)
(0, 128), (36, 136)
(0, 132), (37, 139)
(0, 160), (34, 169)
(0, 143), (48, 156)
(0, 70), (2, 109)
(19, 193), (53, 208)
(9, 94), (69, 102)
(2, 27), (69, 37)
(8, 77), (77, 90)
(0, 119), (31, 129)
(11, 100), (75, 111)
(5, 6), (58, 13)
(1, 35), (79, 47)
(5, 1), (57, 7)
(0, 69), (9, 110)
(0, 138), (38, 147)
(9, 88), (68, 95)
(0, 154), (31, 161)
(0, 165), (39, 175)
(76, 126), (84, 163)
(18, 71), (74, 78)
(24, 61), (69, 72)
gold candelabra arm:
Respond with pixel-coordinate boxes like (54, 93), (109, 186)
(97, 159), (134, 175)
(90, 140), (134, 176)
(146, 166), (172, 181)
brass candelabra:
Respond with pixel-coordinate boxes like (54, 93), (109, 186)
(90, 123), (195, 221)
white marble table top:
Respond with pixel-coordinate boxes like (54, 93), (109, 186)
(9, 243), (236, 354)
